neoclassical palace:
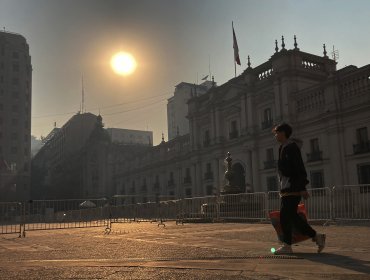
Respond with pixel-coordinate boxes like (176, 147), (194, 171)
(114, 38), (370, 203)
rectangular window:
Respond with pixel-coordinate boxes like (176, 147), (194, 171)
(12, 78), (19, 85)
(264, 108), (272, 122)
(266, 148), (274, 161)
(184, 167), (192, 184)
(185, 188), (192, 197)
(358, 164), (370, 184)
(206, 185), (214, 196)
(186, 168), (190, 178)
(10, 162), (17, 172)
(310, 138), (320, 152)
(229, 120), (239, 139)
(310, 170), (325, 188)
(267, 176), (278, 192)
(204, 130), (210, 146)
(262, 108), (273, 129)
(13, 64), (19, 72)
(358, 164), (370, 193)
(231, 120), (237, 132)
(357, 127), (368, 144)
(206, 163), (212, 173)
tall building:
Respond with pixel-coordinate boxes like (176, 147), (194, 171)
(31, 112), (150, 199)
(167, 80), (214, 140)
(31, 113), (108, 199)
(114, 38), (370, 203)
(0, 31), (32, 201)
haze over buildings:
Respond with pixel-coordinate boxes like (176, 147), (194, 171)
(1, 0), (370, 145)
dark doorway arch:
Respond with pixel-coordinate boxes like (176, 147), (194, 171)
(232, 162), (246, 193)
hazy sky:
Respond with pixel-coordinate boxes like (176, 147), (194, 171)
(1, 0), (370, 144)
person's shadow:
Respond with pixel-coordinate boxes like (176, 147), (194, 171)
(293, 252), (370, 274)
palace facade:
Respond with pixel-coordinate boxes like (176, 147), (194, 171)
(114, 38), (370, 203)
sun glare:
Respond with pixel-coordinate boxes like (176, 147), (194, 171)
(111, 52), (137, 76)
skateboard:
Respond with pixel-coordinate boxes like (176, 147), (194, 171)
(269, 203), (311, 244)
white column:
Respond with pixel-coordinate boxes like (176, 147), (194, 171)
(251, 148), (260, 192)
(211, 108), (216, 141)
(215, 109), (220, 143)
(245, 150), (253, 192)
(273, 79), (282, 121)
(240, 95), (247, 134)
(246, 94), (253, 130)
(214, 158), (220, 193)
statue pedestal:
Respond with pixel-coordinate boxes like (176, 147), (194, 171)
(220, 184), (242, 195)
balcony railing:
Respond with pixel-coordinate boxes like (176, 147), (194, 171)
(229, 130), (239, 140)
(204, 172), (214, 180)
(353, 141), (370, 154)
(261, 120), (273, 130)
(263, 160), (277, 170)
(183, 176), (192, 184)
(306, 151), (323, 162)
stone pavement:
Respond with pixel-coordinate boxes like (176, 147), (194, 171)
(0, 221), (369, 279)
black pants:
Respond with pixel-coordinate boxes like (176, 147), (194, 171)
(280, 195), (316, 245)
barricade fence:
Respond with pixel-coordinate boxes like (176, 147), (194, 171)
(1, 185), (369, 236)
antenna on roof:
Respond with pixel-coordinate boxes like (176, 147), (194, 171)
(208, 54), (212, 80)
(331, 45), (339, 62)
(81, 76), (85, 113)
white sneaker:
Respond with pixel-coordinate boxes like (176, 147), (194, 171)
(274, 243), (293, 255)
(315, 233), (326, 253)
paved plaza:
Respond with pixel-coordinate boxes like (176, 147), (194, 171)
(0, 222), (369, 279)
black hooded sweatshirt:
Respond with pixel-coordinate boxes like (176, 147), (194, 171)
(278, 141), (309, 193)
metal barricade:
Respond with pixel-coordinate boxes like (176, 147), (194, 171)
(267, 188), (332, 221)
(0, 202), (22, 236)
(110, 204), (137, 223)
(178, 196), (217, 222)
(22, 199), (109, 233)
(305, 187), (331, 221)
(332, 185), (370, 221)
(267, 191), (281, 212)
(158, 200), (179, 221)
(219, 192), (267, 221)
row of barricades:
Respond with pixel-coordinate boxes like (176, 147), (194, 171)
(109, 185), (370, 223)
(1, 185), (369, 237)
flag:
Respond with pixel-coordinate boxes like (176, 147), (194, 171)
(201, 75), (208, 80)
(232, 23), (241, 65)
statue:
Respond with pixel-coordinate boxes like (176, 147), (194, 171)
(221, 152), (243, 195)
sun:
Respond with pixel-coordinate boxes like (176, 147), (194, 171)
(110, 52), (137, 76)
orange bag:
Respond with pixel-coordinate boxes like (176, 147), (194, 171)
(269, 203), (310, 244)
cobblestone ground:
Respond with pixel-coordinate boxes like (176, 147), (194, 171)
(0, 222), (369, 279)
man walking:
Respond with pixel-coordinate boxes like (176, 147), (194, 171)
(273, 123), (326, 254)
